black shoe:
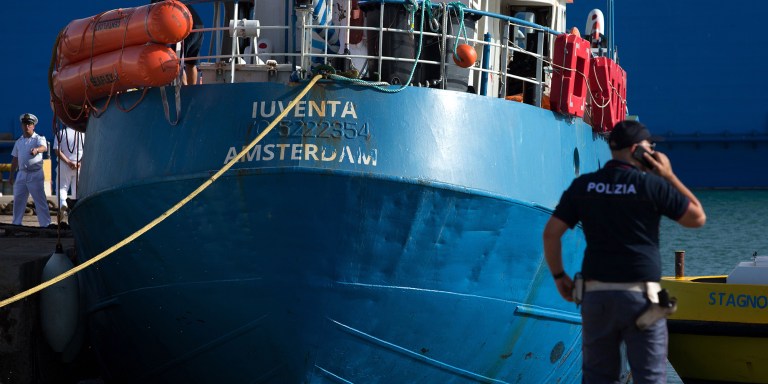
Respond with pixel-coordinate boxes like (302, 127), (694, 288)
(46, 223), (58, 229)
(59, 222), (71, 230)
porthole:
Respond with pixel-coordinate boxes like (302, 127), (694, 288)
(573, 147), (580, 176)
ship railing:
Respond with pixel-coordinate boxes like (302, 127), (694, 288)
(191, 0), (561, 107)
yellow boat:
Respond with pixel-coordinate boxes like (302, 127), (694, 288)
(661, 255), (768, 384)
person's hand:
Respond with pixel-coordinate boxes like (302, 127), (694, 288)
(645, 150), (673, 180)
(30, 148), (37, 156)
(555, 274), (575, 302)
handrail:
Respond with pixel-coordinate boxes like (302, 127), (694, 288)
(463, 8), (562, 36)
(357, 0), (562, 35)
(190, 0), (564, 104)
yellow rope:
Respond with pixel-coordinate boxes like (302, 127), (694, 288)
(0, 74), (323, 309)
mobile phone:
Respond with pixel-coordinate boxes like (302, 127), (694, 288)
(632, 145), (654, 169)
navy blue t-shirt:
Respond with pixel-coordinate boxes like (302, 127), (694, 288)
(552, 160), (690, 282)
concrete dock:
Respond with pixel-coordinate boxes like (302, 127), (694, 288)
(0, 195), (101, 384)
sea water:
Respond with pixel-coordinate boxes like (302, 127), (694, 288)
(660, 190), (768, 383)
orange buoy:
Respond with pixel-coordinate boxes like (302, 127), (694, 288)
(453, 44), (477, 68)
(57, 0), (192, 66)
(53, 44), (180, 105)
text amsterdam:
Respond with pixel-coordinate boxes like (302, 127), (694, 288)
(224, 99), (377, 167)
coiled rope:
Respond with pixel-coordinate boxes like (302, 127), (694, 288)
(0, 74), (324, 309)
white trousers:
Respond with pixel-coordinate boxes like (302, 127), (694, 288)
(57, 164), (79, 208)
(12, 170), (51, 227)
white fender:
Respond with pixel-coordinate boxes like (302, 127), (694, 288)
(40, 250), (79, 353)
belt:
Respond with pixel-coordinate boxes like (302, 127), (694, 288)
(585, 281), (661, 302)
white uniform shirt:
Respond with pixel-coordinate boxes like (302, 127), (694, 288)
(12, 132), (47, 172)
(53, 127), (84, 162)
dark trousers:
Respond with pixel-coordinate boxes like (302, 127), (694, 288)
(581, 290), (668, 384)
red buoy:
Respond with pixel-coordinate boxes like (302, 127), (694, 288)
(453, 44), (477, 68)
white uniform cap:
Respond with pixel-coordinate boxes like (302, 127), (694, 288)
(20, 113), (38, 125)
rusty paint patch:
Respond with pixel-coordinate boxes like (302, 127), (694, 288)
(500, 352), (512, 359)
(420, 347), (429, 354)
(524, 352), (533, 360)
(550, 341), (565, 363)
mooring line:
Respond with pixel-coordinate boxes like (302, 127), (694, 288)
(0, 74), (323, 309)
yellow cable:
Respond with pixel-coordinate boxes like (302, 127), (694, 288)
(0, 74), (323, 308)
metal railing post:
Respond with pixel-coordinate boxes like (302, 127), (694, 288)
(480, 32), (491, 96)
(534, 30), (543, 107)
(500, 22), (510, 98)
(230, 0), (239, 83)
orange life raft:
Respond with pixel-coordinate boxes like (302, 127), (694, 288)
(53, 44), (180, 105)
(50, 99), (89, 132)
(57, 0), (192, 66)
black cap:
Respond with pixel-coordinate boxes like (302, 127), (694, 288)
(608, 120), (661, 150)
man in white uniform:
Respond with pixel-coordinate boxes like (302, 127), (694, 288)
(10, 113), (53, 227)
(53, 126), (84, 214)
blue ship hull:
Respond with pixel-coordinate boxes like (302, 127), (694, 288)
(69, 83), (610, 383)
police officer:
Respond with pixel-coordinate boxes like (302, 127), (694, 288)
(542, 120), (706, 383)
(10, 113), (53, 228)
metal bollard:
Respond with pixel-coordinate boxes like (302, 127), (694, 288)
(675, 250), (685, 278)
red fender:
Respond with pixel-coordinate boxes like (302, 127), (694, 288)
(588, 57), (627, 133)
(550, 33), (591, 117)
